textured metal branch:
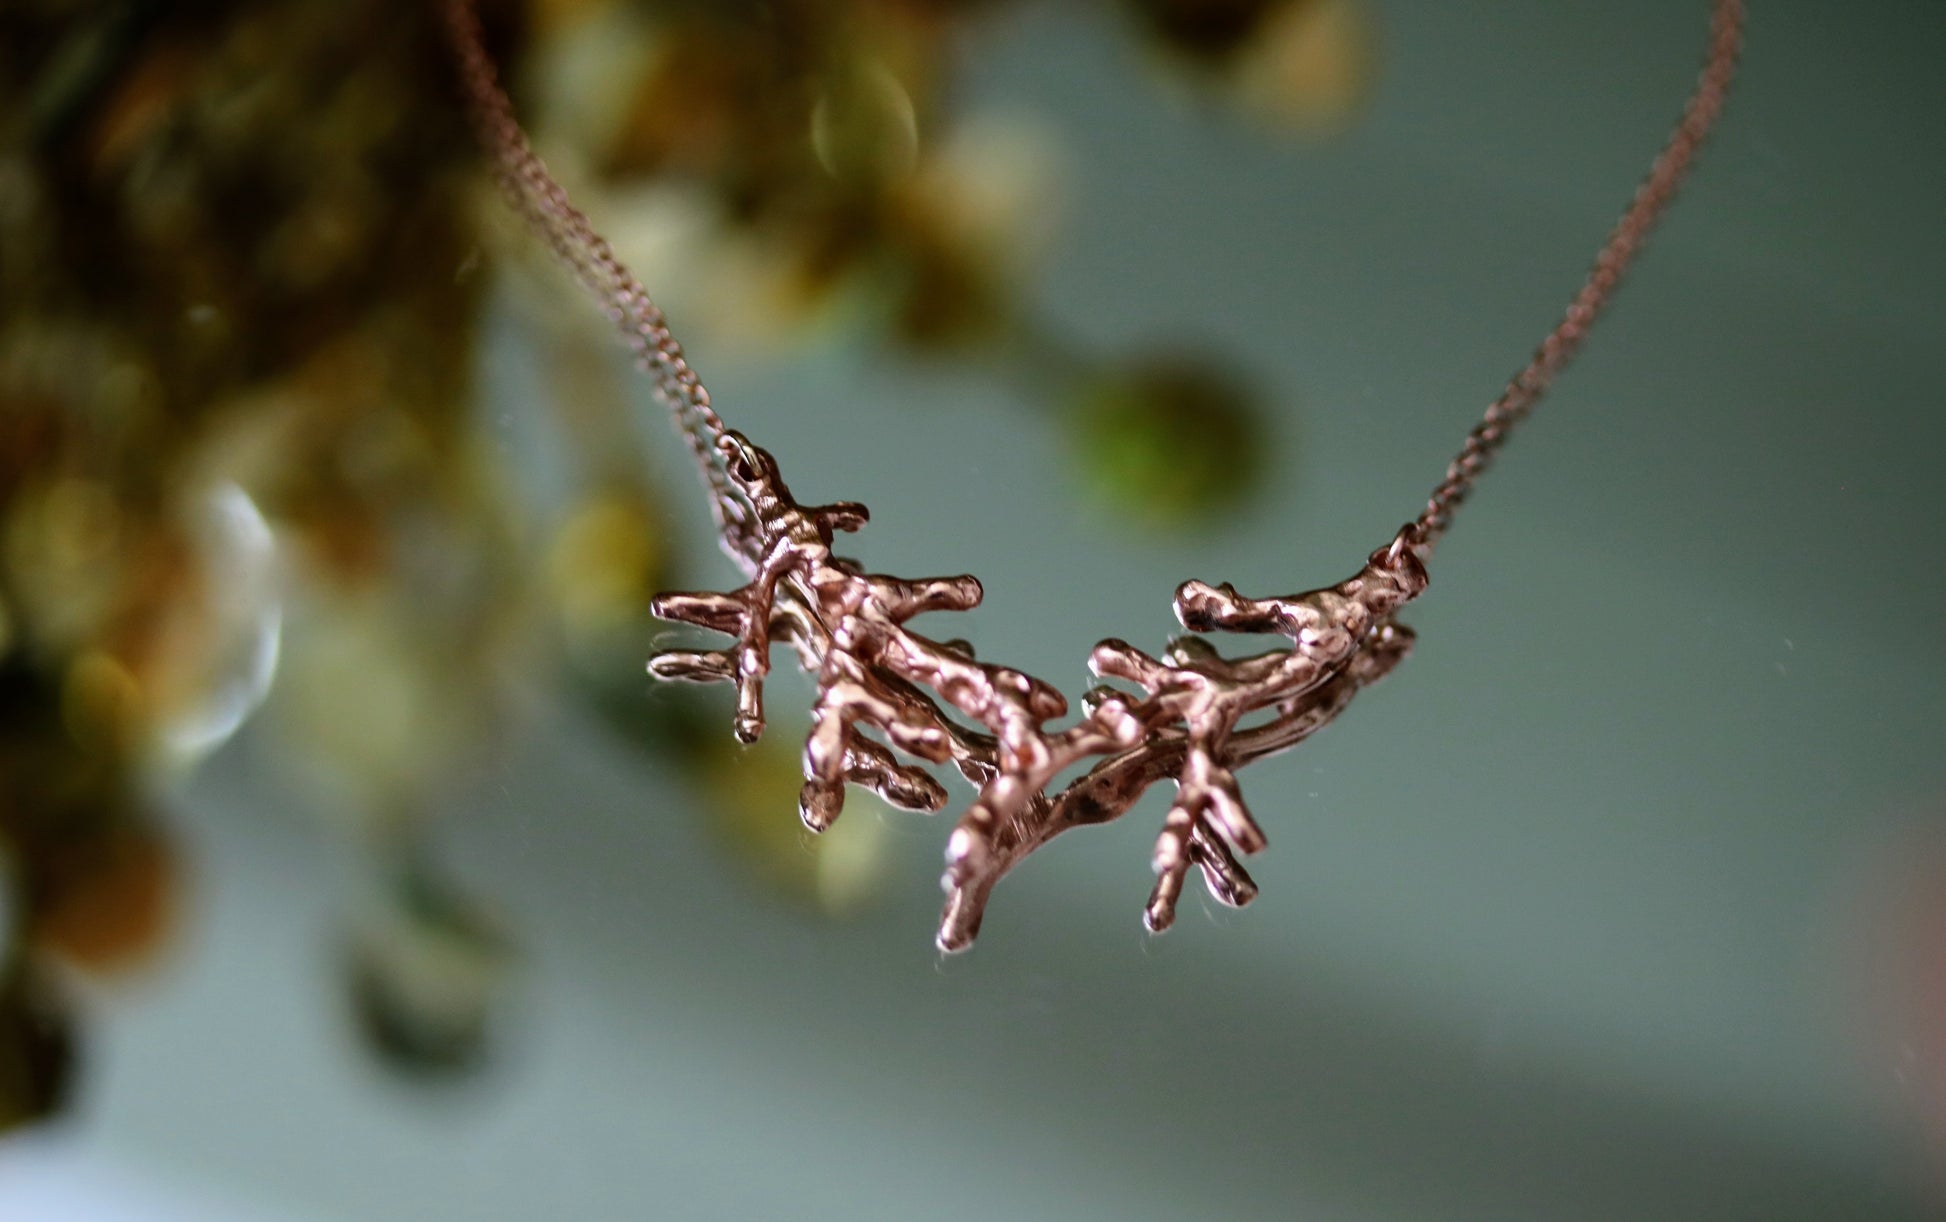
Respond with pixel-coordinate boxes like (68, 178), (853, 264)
(651, 434), (1427, 949)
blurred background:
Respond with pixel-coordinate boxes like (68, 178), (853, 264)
(2, 0), (1945, 1217)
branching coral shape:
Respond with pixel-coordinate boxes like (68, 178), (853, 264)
(651, 432), (1428, 950)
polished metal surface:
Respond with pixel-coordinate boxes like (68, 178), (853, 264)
(649, 432), (1427, 948)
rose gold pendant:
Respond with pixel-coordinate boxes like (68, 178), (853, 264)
(650, 432), (1428, 950)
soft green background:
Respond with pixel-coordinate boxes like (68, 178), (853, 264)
(6, 0), (1945, 1217)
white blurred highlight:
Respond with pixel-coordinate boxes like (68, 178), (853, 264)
(159, 482), (282, 765)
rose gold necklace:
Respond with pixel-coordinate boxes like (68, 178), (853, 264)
(443, 0), (1745, 951)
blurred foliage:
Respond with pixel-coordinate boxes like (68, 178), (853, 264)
(0, 966), (75, 1136)
(533, 0), (1371, 512)
(0, 0), (1374, 1135)
(1127, 0), (1376, 131)
(1, 0), (528, 1114)
(1071, 355), (1264, 527)
(345, 850), (513, 1080)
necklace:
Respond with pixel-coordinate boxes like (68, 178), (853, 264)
(443, 0), (1745, 951)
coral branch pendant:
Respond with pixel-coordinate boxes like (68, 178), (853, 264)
(650, 433), (1428, 950)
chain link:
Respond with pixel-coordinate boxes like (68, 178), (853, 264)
(1410, 0), (1745, 554)
(440, 0), (756, 559)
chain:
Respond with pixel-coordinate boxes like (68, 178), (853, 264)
(439, 0), (755, 559)
(442, 0), (1744, 569)
(1409, 0), (1745, 554)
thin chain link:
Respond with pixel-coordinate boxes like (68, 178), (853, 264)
(439, 0), (755, 555)
(442, 0), (1743, 569)
(1410, 0), (1746, 554)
